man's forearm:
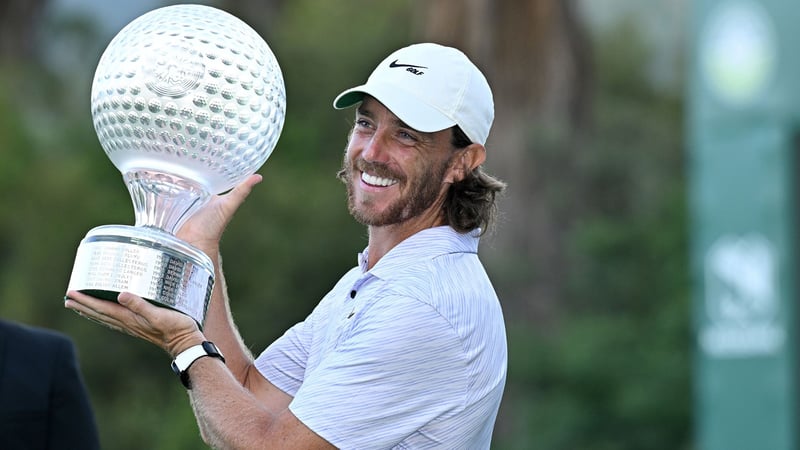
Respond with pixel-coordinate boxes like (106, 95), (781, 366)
(186, 357), (278, 449)
(198, 250), (257, 385)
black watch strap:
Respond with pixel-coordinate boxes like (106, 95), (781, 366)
(171, 341), (225, 389)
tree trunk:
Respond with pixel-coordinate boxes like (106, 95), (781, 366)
(0, 0), (48, 62)
(417, 0), (593, 325)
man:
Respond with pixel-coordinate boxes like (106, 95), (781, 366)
(65, 42), (507, 449)
(0, 319), (101, 450)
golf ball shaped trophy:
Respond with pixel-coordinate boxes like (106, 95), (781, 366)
(67, 4), (285, 326)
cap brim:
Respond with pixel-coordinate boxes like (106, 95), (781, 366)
(333, 83), (456, 133)
(333, 88), (366, 109)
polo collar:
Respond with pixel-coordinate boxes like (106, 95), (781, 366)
(357, 226), (480, 279)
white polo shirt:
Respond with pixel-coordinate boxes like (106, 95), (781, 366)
(255, 226), (507, 449)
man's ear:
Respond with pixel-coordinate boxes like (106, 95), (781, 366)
(446, 143), (487, 183)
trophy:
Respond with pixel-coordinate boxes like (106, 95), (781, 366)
(67, 4), (286, 326)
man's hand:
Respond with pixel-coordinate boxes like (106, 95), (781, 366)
(64, 290), (204, 357)
(177, 174), (263, 255)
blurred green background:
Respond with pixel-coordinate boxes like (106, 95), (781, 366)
(0, 0), (690, 448)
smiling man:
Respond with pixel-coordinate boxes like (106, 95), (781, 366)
(66, 43), (508, 449)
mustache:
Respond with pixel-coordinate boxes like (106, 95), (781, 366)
(338, 157), (404, 183)
(355, 158), (403, 181)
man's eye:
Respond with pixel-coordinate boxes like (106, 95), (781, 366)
(399, 131), (417, 141)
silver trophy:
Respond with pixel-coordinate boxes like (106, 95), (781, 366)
(67, 5), (286, 326)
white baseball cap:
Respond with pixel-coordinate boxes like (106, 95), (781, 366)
(333, 43), (494, 145)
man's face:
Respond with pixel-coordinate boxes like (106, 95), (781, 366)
(339, 96), (456, 228)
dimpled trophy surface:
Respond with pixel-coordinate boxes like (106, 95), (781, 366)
(68, 4), (285, 326)
(93, 4), (285, 196)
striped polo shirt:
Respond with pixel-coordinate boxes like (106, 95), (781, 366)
(255, 226), (507, 449)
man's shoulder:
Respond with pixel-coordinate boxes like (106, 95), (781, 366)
(388, 251), (491, 296)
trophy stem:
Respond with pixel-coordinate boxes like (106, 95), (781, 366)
(124, 169), (210, 235)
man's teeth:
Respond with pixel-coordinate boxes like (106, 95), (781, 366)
(361, 172), (398, 187)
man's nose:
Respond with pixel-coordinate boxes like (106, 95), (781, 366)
(361, 128), (391, 162)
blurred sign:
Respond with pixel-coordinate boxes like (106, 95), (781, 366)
(700, 233), (784, 357)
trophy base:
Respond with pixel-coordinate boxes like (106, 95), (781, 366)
(67, 225), (215, 327)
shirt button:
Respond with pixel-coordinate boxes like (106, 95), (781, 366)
(350, 290), (356, 299)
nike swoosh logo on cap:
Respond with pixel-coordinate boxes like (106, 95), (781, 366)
(389, 60), (428, 69)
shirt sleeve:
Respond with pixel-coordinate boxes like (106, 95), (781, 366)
(255, 318), (312, 397)
(288, 295), (469, 449)
(255, 269), (360, 396)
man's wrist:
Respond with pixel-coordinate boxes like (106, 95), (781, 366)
(171, 341), (225, 389)
(167, 330), (208, 358)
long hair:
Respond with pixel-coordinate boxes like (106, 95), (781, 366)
(445, 126), (507, 235)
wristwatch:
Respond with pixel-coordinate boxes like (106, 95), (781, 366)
(171, 341), (225, 389)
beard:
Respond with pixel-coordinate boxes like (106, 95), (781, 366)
(338, 155), (450, 227)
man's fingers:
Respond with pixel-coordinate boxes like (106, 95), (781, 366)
(64, 292), (129, 333)
(65, 290), (125, 317)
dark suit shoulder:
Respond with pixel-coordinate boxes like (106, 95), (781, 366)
(0, 319), (72, 350)
(0, 319), (100, 450)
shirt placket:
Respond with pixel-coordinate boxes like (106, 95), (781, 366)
(333, 274), (372, 347)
